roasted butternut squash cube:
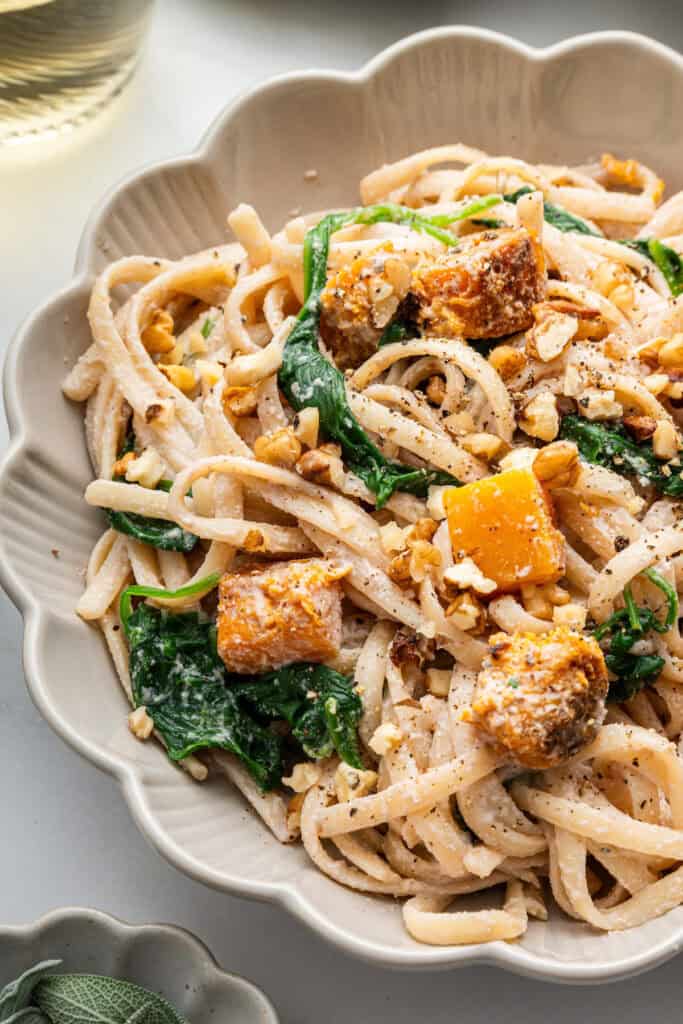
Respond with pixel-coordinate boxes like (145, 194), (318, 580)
(471, 627), (608, 769)
(320, 244), (411, 369)
(412, 227), (545, 339)
(217, 558), (347, 674)
(444, 468), (565, 592)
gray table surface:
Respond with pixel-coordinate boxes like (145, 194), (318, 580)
(3, 1), (683, 1019)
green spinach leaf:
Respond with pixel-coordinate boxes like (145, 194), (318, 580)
(594, 569), (678, 702)
(104, 509), (199, 552)
(232, 663), (363, 768)
(559, 414), (683, 497)
(378, 320), (414, 347)
(124, 599), (283, 789)
(470, 216), (504, 229)
(120, 577), (364, 786)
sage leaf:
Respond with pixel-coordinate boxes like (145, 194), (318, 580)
(2, 1009), (49, 1024)
(34, 975), (186, 1024)
(0, 963), (61, 1021)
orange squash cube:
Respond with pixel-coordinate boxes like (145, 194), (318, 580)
(216, 558), (347, 674)
(443, 468), (565, 592)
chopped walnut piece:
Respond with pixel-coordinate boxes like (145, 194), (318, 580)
(158, 363), (196, 393)
(553, 602), (588, 629)
(445, 590), (486, 633)
(532, 440), (579, 489)
(254, 427), (302, 468)
(282, 762), (323, 793)
(652, 419), (680, 460)
(622, 415), (657, 442)
(141, 309), (175, 354)
(128, 707), (154, 741)
(576, 387), (622, 421)
(292, 407), (320, 449)
(526, 310), (577, 362)
(112, 450), (136, 478)
(389, 627), (434, 668)
(334, 762), (378, 802)
(488, 344), (527, 380)
(591, 259), (634, 311)
(408, 539), (441, 583)
(379, 521), (409, 554)
(407, 518), (438, 542)
(425, 375), (446, 405)
(443, 557), (497, 595)
(369, 722), (404, 757)
(243, 528), (266, 552)
(536, 299), (607, 341)
(223, 385), (259, 417)
(519, 391), (559, 442)
(461, 432), (507, 461)
(296, 443), (345, 488)
(387, 549), (411, 584)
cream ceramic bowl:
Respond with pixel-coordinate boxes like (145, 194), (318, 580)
(2, 27), (683, 982)
(0, 909), (278, 1023)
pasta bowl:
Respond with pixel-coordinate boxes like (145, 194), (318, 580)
(3, 26), (683, 981)
(0, 908), (278, 1023)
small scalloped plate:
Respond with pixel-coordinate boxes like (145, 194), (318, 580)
(0, 908), (278, 1023)
(3, 27), (683, 982)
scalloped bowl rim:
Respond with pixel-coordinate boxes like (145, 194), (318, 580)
(4, 26), (683, 983)
(0, 907), (279, 1022)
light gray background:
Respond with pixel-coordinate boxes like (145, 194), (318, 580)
(2, 1), (683, 1020)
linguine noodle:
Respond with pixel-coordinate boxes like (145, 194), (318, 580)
(66, 144), (683, 947)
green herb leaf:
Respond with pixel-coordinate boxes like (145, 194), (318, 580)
(201, 316), (216, 339)
(121, 580), (364, 785)
(504, 187), (602, 236)
(0, 963), (61, 1022)
(105, 509), (199, 553)
(2, 1008), (49, 1024)
(470, 217), (504, 229)
(34, 975), (186, 1024)
(378, 320), (414, 347)
(646, 239), (683, 297)
(119, 573), (221, 630)
(124, 601), (283, 789)
(232, 663), (363, 768)
(643, 567), (679, 630)
(279, 200), (492, 505)
(559, 414), (683, 497)
(593, 570), (677, 702)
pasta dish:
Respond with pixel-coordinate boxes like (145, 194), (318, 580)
(66, 143), (683, 945)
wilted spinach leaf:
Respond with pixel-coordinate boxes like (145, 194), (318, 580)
(594, 569), (678, 702)
(232, 663), (363, 769)
(560, 414), (683, 497)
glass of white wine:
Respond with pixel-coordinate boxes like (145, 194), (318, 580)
(0, 0), (155, 145)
